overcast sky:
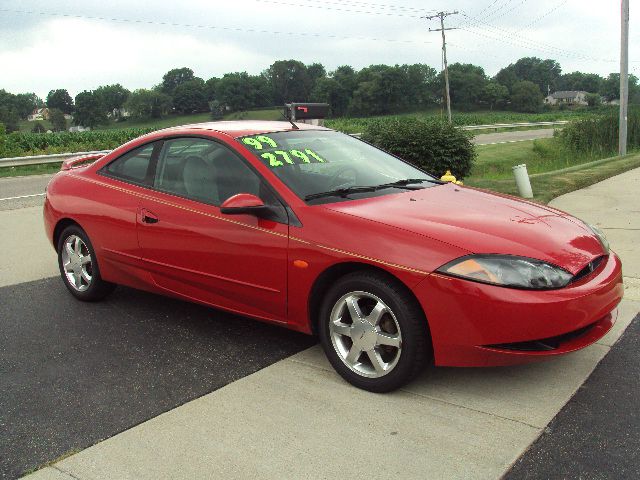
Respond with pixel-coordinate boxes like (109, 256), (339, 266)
(0, 0), (637, 99)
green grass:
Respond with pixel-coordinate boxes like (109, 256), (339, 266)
(466, 152), (640, 203)
(0, 162), (62, 178)
(470, 138), (612, 179)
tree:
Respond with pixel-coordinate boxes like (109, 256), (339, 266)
(125, 89), (172, 118)
(204, 77), (220, 102)
(95, 84), (130, 117)
(510, 81), (543, 113)
(446, 63), (488, 110)
(311, 77), (351, 116)
(74, 91), (107, 127)
(400, 63), (442, 110)
(173, 78), (208, 113)
(599, 73), (640, 103)
(265, 60), (312, 104)
(349, 64), (410, 115)
(307, 62), (327, 94)
(46, 89), (74, 114)
(49, 108), (67, 131)
(482, 82), (509, 110)
(585, 93), (601, 108)
(13, 93), (41, 119)
(0, 107), (19, 132)
(495, 57), (561, 94)
(558, 72), (603, 93)
(160, 67), (195, 96)
(218, 72), (258, 112)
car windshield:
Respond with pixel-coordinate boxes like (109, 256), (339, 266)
(238, 130), (439, 204)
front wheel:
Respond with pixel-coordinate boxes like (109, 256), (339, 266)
(318, 271), (431, 392)
(57, 225), (116, 301)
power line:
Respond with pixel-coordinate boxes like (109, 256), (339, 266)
(296, 0), (434, 15)
(251, 0), (428, 18)
(458, 12), (617, 63)
(0, 8), (432, 45)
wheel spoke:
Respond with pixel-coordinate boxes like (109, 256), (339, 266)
(80, 254), (91, 265)
(65, 241), (75, 258)
(63, 260), (74, 273)
(332, 322), (353, 338)
(366, 301), (387, 326)
(367, 349), (386, 374)
(73, 270), (82, 288)
(376, 332), (401, 348)
(73, 237), (82, 255)
(345, 295), (363, 321)
(80, 268), (92, 284)
(345, 345), (361, 365)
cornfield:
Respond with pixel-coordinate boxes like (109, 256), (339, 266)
(1, 128), (155, 158)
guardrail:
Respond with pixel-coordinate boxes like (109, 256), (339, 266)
(462, 120), (568, 131)
(0, 121), (569, 168)
(0, 150), (111, 168)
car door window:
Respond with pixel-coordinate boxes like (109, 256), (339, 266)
(102, 142), (158, 186)
(155, 138), (262, 206)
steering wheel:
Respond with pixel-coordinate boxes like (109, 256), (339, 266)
(327, 167), (358, 190)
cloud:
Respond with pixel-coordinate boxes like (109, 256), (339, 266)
(0, 0), (636, 98)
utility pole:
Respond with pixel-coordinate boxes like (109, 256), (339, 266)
(426, 11), (458, 123)
(619, 0), (629, 156)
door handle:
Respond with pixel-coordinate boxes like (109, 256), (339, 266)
(140, 208), (159, 224)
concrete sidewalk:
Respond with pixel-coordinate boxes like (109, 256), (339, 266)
(24, 169), (640, 480)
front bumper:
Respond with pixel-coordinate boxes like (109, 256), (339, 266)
(414, 252), (624, 367)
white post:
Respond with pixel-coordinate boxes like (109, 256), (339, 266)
(512, 164), (533, 198)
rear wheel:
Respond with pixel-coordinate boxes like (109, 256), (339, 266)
(318, 271), (431, 392)
(57, 225), (115, 301)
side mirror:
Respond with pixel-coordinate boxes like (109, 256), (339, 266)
(220, 193), (269, 216)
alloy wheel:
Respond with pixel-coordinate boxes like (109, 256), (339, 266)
(329, 291), (402, 378)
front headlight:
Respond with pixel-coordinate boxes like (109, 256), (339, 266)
(437, 254), (573, 290)
(584, 222), (609, 254)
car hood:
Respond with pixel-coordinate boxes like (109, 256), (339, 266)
(323, 184), (605, 274)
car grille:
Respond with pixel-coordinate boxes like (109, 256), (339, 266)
(571, 255), (606, 283)
(484, 323), (596, 352)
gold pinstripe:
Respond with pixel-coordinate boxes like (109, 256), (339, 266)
(72, 174), (430, 276)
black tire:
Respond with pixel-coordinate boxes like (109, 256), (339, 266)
(57, 225), (116, 301)
(318, 270), (431, 393)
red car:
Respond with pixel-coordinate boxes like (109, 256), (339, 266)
(44, 120), (623, 392)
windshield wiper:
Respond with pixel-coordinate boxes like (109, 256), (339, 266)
(378, 178), (442, 187)
(305, 185), (382, 201)
(304, 178), (439, 201)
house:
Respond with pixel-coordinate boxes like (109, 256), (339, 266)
(27, 107), (50, 121)
(545, 91), (589, 106)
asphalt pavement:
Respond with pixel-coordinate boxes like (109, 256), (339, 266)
(0, 277), (314, 478)
(0, 174), (51, 211)
(505, 314), (640, 479)
(472, 128), (555, 145)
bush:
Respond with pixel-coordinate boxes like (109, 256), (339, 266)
(31, 122), (46, 133)
(558, 107), (640, 156)
(361, 117), (476, 179)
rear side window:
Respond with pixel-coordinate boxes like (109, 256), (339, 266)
(103, 142), (158, 185)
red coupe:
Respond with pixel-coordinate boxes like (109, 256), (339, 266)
(44, 120), (623, 392)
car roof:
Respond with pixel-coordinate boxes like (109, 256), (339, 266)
(157, 120), (330, 138)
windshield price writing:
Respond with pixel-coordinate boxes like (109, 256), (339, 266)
(241, 135), (326, 168)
